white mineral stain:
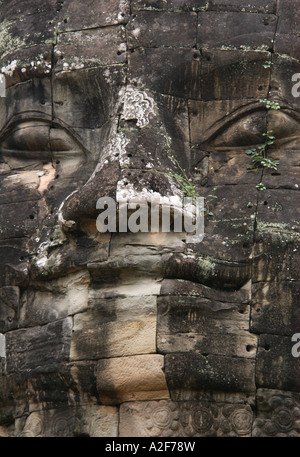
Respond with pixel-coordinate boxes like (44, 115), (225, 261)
(121, 86), (157, 128)
(1, 59), (17, 76)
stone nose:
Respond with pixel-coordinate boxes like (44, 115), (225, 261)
(58, 87), (189, 233)
(58, 154), (182, 234)
(58, 160), (121, 232)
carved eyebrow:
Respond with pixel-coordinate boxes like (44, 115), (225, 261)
(196, 101), (300, 146)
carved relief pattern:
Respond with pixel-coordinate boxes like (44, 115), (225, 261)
(51, 410), (82, 437)
(16, 406), (118, 437)
(141, 400), (253, 437)
(253, 393), (300, 437)
(19, 414), (45, 437)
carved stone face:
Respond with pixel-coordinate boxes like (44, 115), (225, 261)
(0, 0), (299, 437)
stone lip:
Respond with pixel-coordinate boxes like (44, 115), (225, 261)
(29, 244), (253, 293)
(162, 252), (252, 290)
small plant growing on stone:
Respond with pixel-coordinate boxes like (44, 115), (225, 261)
(256, 182), (267, 191)
(263, 60), (273, 69)
(165, 158), (200, 202)
(153, 157), (201, 203)
(246, 130), (279, 170)
(156, 157), (217, 215)
(259, 98), (281, 110)
(245, 130), (280, 191)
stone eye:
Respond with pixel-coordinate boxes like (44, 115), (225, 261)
(210, 112), (267, 149)
(208, 110), (300, 150)
(0, 121), (85, 161)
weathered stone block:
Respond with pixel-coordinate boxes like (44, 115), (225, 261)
(262, 153), (300, 191)
(256, 334), (300, 392)
(109, 231), (185, 256)
(160, 278), (250, 302)
(251, 281), (300, 336)
(88, 278), (162, 298)
(253, 233), (300, 283)
(0, 0), (57, 22)
(5, 318), (72, 374)
(88, 254), (163, 285)
(256, 191), (300, 233)
(252, 191), (300, 283)
(132, 0), (208, 11)
(52, 69), (111, 129)
(274, 35), (300, 61)
(0, 171), (42, 205)
(200, 50), (271, 100)
(20, 271), (90, 327)
(0, 286), (19, 332)
(0, 373), (28, 425)
(27, 362), (99, 412)
(127, 11), (197, 48)
(276, 0), (300, 35)
(96, 354), (170, 404)
(55, 27), (127, 70)
(0, 8), (56, 62)
(52, 68), (126, 141)
(30, 234), (110, 282)
(0, 47), (53, 88)
(87, 293), (157, 322)
(162, 247), (253, 289)
(128, 47), (201, 99)
(157, 294), (257, 358)
(57, 0), (130, 31)
(71, 315), (157, 360)
(164, 353), (256, 399)
(1, 78), (52, 131)
(197, 12), (277, 50)
(0, 238), (29, 287)
(0, 201), (39, 240)
(208, 0), (276, 13)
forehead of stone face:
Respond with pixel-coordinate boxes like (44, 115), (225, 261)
(0, 1), (129, 79)
(0, 0), (299, 134)
(1, 1), (299, 80)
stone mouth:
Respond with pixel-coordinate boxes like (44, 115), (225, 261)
(85, 251), (252, 292)
(161, 252), (253, 291)
(30, 238), (252, 292)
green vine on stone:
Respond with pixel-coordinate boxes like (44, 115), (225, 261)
(246, 130), (279, 191)
(259, 98), (281, 110)
(166, 159), (200, 201)
(245, 98), (281, 190)
(154, 157), (217, 215)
